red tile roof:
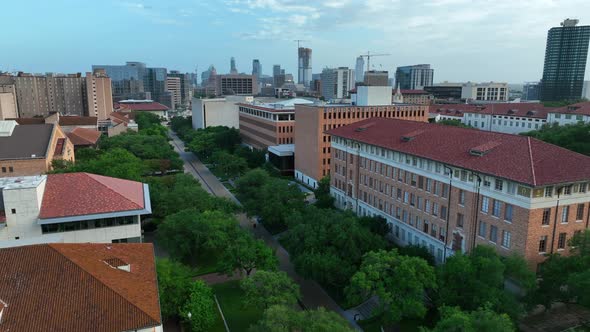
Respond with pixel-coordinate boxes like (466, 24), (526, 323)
(400, 89), (429, 95)
(115, 101), (169, 112)
(39, 173), (145, 219)
(59, 116), (98, 126)
(0, 243), (161, 331)
(54, 138), (66, 156)
(67, 127), (102, 146)
(429, 103), (555, 119)
(327, 118), (590, 186)
(551, 101), (590, 116)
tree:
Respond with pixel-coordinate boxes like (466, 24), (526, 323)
(398, 244), (435, 266)
(258, 178), (306, 232)
(234, 146), (266, 169)
(52, 148), (146, 181)
(135, 112), (162, 130)
(100, 133), (183, 171)
(240, 270), (300, 309)
(158, 209), (240, 263)
(314, 176), (335, 209)
(156, 259), (193, 320)
(522, 122), (590, 156)
(235, 168), (271, 215)
(181, 280), (216, 332)
(358, 215), (391, 238)
(424, 306), (515, 332)
(219, 231), (278, 276)
(346, 249), (436, 323)
(187, 126), (241, 159)
(437, 119), (474, 128)
(249, 305), (355, 332)
(211, 150), (248, 178)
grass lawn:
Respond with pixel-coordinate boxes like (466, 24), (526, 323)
(212, 280), (264, 331)
(210, 298), (228, 332)
(192, 251), (222, 276)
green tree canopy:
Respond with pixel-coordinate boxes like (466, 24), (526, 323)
(181, 280), (216, 332)
(240, 270), (300, 309)
(314, 176), (335, 209)
(100, 133), (183, 171)
(219, 231), (278, 276)
(235, 168), (271, 215)
(135, 112), (162, 130)
(158, 209), (241, 263)
(249, 305), (355, 332)
(187, 126), (241, 159)
(156, 258), (193, 320)
(424, 306), (515, 332)
(211, 150), (248, 178)
(522, 122), (590, 156)
(52, 148), (146, 181)
(346, 249), (436, 323)
(437, 119), (474, 128)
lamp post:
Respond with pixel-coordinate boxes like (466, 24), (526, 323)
(549, 186), (563, 254)
(470, 173), (482, 252)
(443, 166), (453, 263)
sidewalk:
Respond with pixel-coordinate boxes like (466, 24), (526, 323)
(168, 130), (361, 330)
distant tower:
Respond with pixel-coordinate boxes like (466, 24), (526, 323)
(393, 84), (404, 103)
(298, 47), (312, 87)
(355, 56), (365, 83)
(252, 59), (261, 80)
(230, 57), (238, 74)
(540, 19), (590, 101)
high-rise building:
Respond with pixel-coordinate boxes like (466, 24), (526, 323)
(320, 67), (355, 100)
(165, 77), (182, 109)
(298, 47), (312, 87)
(395, 64), (434, 90)
(355, 56), (365, 83)
(216, 74), (257, 96)
(0, 76), (18, 120)
(230, 57), (238, 74)
(540, 19), (590, 101)
(92, 62), (146, 100)
(523, 82), (541, 101)
(168, 71), (192, 106)
(85, 69), (113, 121)
(363, 70), (389, 86)
(252, 59), (262, 80)
(144, 67), (167, 104)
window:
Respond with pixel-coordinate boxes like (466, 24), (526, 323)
(397, 188), (402, 200)
(11, 208), (16, 214)
(561, 206), (569, 223)
(580, 183), (587, 193)
(478, 221), (486, 237)
(539, 236), (547, 253)
(425, 179), (432, 192)
(577, 204), (585, 221)
(432, 203), (439, 216)
(542, 208), (551, 225)
(502, 230), (511, 248)
(490, 225), (498, 243)
(425, 199), (431, 214)
(1, 167), (5, 173)
(517, 186), (531, 197)
(456, 213), (464, 228)
(431, 224), (437, 238)
(404, 192), (409, 204)
(495, 179), (503, 191)
(504, 204), (513, 222)
(481, 197), (490, 213)
(544, 186), (553, 197)
(441, 206), (448, 219)
(557, 232), (567, 250)
(459, 190), (465, 205)
(8, 166), (13, 173)
(492, 200), (501, 217)
(563, 185), (572, 195)
(483, 178), (491, 187)
(442, 184), (449, 198)
(423, 221), (429, 234)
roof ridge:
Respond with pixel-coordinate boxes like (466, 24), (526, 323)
(83, 173), (144, 210)
(47, 244), (161, 324)
(527, 137), (537, 186)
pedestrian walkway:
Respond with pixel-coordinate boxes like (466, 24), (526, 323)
(168, 130), (362, 331)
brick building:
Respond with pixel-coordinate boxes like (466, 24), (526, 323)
(294, 103), (428, 188)
(328, 118), (590, 269)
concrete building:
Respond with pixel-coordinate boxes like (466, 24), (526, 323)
(0, 75), (18, 119)
(216, 74), (257, 96)
(328, 118), (590, 268)
(201, 65), (217, 87)
(547, 101), (590, 125)
(424, 83), (463, 101)
(320, 67), (355, 100)
(92, 62), (147, 100)
(351, 87), (433, 105)
(0, 172), (150, 247)
(355, 56), (365, 83)
(363, 70), (389, 86)
(294, 98), (429, 188)
(144, 67), (168, 105)
(353, 86), (393, 106)
(395, 64), (434, 90)
(0, 243), (162, 332)
(85, 69), (113, 121)
(165, 76), (182, 109)
(523, 82), (541, 101)
(168, 70), (192, 106)
(461, 82), (509, 102)
(298, 47), (312, 87)
(0, 121), (74, 177)
(11, 113), (98, 133)
(114, 100), (169, 119)
(191, 96), (250, 129)
(583, 81), (590, 100)
(541, 19), (590, 101)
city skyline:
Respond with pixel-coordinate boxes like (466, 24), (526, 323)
(1, 1), (590, 83)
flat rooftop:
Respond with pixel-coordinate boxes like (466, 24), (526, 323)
(0, 175), (46, 190)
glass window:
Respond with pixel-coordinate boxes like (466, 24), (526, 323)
(490, 225), (498, 243)
(577, 204), (585, 221)
(502, 230), (511, 248)
(459, 190), (465, 205)
(539, 235), (547, 253)
(542, 208), (551, 225)
(481, 196), (490, 213)
(492, 200), (501, 217)
(495, 179), (503, 191)
(557, 232), (567, 249)
(456, 213), (464, 228)
(561, 206), (569, 223)
(504, 204), (513, 222)
(544, 186), (553, 197)
(478, 221), (486, 237)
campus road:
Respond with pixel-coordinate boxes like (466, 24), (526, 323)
(168, 130), (362, 330)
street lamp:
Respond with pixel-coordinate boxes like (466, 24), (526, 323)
(442, 166), (453, 263)
(470, 173), (482, 252)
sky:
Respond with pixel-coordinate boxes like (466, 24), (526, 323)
(2, 0), (590, 84)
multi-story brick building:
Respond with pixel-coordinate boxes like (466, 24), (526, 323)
(328, 118), (590, 269)
(294, 102), (428, 188)
(0, 120), (74, 177)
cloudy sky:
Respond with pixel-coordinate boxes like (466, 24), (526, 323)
(2, 0), (589, 83)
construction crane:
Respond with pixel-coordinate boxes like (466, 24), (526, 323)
(294, 39), (309, 49)
(359, 51), (391, 72)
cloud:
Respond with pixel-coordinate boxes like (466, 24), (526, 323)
(118, 1), (187, 26)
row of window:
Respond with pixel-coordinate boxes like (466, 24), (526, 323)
(480, 196), (514, 222)
(1, 166), (14, 173)
(41, 216), (137, 234)
(541, 204), (586, 225)
(477, 221), (512, 248)
(278, 137), (293, 144)
(538, 230), (583, 253)
(322, 108), (425, 120)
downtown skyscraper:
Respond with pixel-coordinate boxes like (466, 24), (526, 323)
(540, 19), (590, 101)
(355, 56), (365, 83)
(298, 47), (312, 88)
(252, 59), (261, 80)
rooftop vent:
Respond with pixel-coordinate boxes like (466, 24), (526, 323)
(526, 110), (536, 116)
(103, 257), (131, 272)
(567, 106), (580, 112)
(401, 130), (425, 142)
(507, 109), (516, 115)
(355, 122), (376, 132)
(469, 141), (501, 156)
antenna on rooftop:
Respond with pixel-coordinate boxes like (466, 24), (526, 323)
(294, 39), (309, 49)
